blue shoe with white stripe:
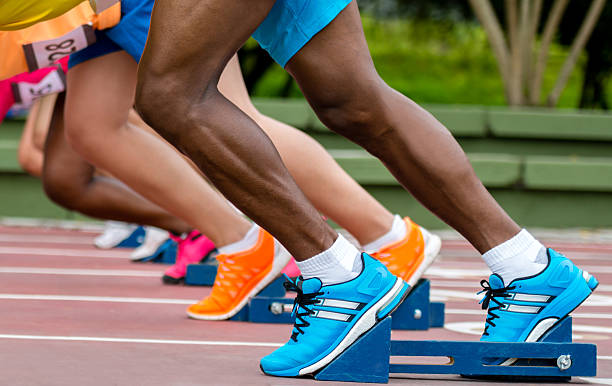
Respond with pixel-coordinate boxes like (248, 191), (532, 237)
(479, 248), (598, 365)
(260, 253), (409, 377)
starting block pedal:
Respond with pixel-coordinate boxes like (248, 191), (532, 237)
(389, 279), (444, 330)
(134, 239), (178, 264)
(115, 226), (146, 248)
(149, 239), (178, 264)
(185, 262), (218, 286)
(315, 316), (597, 383)
(229, 277), (288, 321)
(248, 279), (444, 330)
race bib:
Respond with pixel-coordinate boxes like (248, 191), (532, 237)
(22, 24), (96, 71)
(11, 65), (66, 106)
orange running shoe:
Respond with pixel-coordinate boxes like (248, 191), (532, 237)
(186, 227), (290, 320)
(370, 217), (441, 287)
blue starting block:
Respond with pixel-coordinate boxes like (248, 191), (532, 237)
(248, 279), (444, 330)
(228, 277), (288, 321)
(185, 262), (218, 286)
(314, 316), (597, 383)
(115, 226), (146, 248)
(133, 239), (178, 264)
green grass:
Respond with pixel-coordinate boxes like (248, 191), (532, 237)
(250, 16), (610, 109)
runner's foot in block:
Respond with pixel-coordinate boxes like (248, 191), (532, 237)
(479, 248), (598, 365)
(131, 226), (170, 261)
(94, 221), (138, 249)
(162, 230), (216, 284)
(260, 253), (409, 377)
(186, 228), (291, 320)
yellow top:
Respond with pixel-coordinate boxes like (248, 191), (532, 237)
(0, 0), (88, 31)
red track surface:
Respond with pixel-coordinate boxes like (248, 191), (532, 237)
(0, 225), (610, 385)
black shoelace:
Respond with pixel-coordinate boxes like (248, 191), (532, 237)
(283, 276), (323, 342)
(478, 279), (515, 336)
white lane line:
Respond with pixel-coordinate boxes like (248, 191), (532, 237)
(0, 267), (160, 277)
(583, 266), (612, 274)
(599, 357), (612, 360)
(0, 246), (130, 259)
(0, 234), (94, 245)
(0, 294), (194, 304)
(580, 378), (612, 385)
(0, 334), (282, 347)
(446, 308), (612, 319)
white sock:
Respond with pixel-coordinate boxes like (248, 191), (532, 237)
(296, 234), (362, 286)
(362, 215), (406, 254)
(482, 229), (547, 285)
(217, 223), (259, 255)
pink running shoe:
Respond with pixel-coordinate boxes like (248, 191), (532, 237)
(162, 230), (216, 285)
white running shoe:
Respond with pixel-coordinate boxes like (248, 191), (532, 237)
(130, 227), (170, 261)
(94, 221), (138, 249)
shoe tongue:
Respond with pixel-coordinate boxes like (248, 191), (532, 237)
(299, 277), (323, 294)
(488, 273), (505, 289)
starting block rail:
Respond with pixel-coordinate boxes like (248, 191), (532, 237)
(315, 316), (597, 383)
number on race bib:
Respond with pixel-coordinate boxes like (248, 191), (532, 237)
(11, 65), (67, 106)
(46, 39), (78, 62)
(23, 25), (96, 71)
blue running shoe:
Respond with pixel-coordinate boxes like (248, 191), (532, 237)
(260, 253), (409, 377)
(479, 248), (598, 365)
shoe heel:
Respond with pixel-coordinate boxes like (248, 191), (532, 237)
(377, 280), (409, 320)
(582, 270), (599, 291)
(587, 275), (599, 291)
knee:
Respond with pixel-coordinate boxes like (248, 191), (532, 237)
(17, 149), (42, 177)
(63, 115), (103, 159)
(312, 82), (392, 145)
(136, 72), (222, 148)
(136, 70), (207, 141)
(42, 164), (84, 211)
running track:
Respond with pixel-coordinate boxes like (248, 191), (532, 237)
(0, 225), (610, 385)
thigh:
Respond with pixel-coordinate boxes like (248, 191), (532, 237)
(138, 0), (276, 97)
(65, 50), (137, 134)
(285, 1), (382, 108)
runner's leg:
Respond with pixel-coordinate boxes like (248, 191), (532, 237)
(43, 92), (192, 233)
(218, 55), (393, 245)
(64, 50), (250, 245)
(136, 0), (336, 260)
(285, 2), (519, 253)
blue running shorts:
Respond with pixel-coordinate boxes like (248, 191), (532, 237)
(252, 0), (352, 67)
(69, 0), (352, 69)
(68, 0), (153, 68)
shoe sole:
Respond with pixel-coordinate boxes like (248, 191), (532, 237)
(406, 230), (441, 288)
(498, 271), (598, 366)
(186, 241), (291, 320)
(162, 275), (183, 285)
(296, 277), (409, 376)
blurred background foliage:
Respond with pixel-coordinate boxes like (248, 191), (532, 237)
(238, 0), (611, 109)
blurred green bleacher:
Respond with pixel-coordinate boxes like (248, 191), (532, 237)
(1, 98), (611, 229)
